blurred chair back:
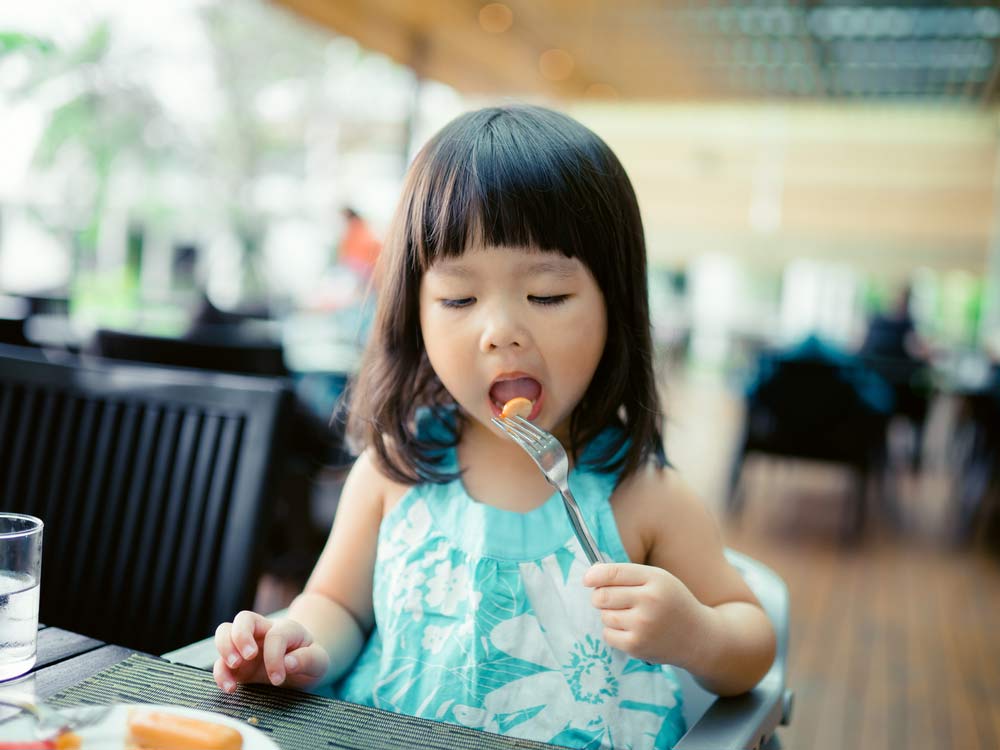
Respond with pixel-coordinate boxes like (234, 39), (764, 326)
(90, 327), (289, 377)
(0, 317), (31, 348)
(744, 355), (886, 465)
(0, 344), (290, 654)
(955, 369), (1000, 547)
(729, 345), (891, 539)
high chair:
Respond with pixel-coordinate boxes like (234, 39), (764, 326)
(673, 549), (793, 750)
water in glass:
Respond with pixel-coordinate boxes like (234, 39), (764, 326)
(0, 571), (39, 681)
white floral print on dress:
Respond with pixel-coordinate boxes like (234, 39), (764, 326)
(450, 547), (678, 748)
(426, 559), (476, 616)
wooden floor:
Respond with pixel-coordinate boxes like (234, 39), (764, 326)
(664, 373), (1000, 750)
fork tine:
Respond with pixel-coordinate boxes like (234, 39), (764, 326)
(491, 418), (538, 456)
(491, 417), (527, 443)
(490, 414), (537, 444)
(501, 418), (545, 448)
(510, 415), (548, 442)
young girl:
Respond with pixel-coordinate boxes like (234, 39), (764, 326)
(213, 105), (776, 749)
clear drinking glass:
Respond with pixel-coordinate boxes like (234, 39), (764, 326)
(0, 514), (43, 681)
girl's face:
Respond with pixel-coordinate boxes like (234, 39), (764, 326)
(419, 245), (607, 439)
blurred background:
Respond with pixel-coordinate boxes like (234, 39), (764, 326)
(1, 1), (999, 747)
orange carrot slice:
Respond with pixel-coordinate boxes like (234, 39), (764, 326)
(128, 710), (243, 750)
(501, 397), (533, 419)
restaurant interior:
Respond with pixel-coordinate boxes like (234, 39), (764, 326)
(1, 1), (999, 749)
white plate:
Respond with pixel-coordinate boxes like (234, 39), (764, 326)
(0, 703), (280, 749)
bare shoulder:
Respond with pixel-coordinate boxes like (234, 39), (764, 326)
(614, 461), (700, 508)
(612, 463), (712, 558)
(342, 447), (413, 519)
(613, 463), (756, 607)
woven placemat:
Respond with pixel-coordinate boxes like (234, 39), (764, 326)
(47, 653), (560, 750)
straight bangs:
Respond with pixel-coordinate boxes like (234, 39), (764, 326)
(350, 105), (666, 486)
(404, 106), (625, 282)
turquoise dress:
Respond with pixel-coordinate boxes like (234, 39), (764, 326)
(335, 423), (687, 749)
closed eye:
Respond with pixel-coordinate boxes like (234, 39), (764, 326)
(529, 295), (570, 306)
(440, 297), (476, 309)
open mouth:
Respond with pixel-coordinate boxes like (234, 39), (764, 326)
(489, 375), (543, 420)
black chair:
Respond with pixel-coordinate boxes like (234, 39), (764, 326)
(953, 368), (1000, 549)
(15, 293), (70, 316)
(0, 317), (31, 347)
(0, 344), (291, 654)
(89, 327), (289, 377)
(729, 348), (891, 540)
(858, 353), (933, 470)
(87, 327), (353, 590)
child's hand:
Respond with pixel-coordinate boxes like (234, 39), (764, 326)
(582, 563), (714, 667)
(213, 611), (330, 693)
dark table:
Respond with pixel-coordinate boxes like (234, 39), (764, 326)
(0, 626), (560, 749)
(3, 624), (134, 705)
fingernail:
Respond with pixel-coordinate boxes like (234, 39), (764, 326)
(226, 653), (239, 668)
(223, 680), (235, 693)
(284, 655), (298, 671)
(270, 672), (284, 685)
(242, 645), (256, 659)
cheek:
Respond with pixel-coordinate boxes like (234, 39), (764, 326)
(547, 304), (607, 390)
(575, 296), (607, 358)
(420, 310), (474, 392)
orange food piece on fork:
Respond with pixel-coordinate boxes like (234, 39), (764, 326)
(501, 397), (533, 419)
(127, 709), (243, 750)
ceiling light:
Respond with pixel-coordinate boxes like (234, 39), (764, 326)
(479, 3), (513, 34)
(539, 49), (574, 81)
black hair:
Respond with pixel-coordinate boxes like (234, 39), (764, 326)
(348, 105), (666, 485)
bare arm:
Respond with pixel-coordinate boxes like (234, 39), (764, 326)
(214, 450), (390, 691)
(656, 471), (776, 694)
(288, 449), (387, 685)
(584, 467), (775, 696)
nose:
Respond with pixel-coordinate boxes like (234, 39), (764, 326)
(479, 302), (526, 353)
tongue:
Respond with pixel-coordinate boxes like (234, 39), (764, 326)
(490, 377), (541, 405)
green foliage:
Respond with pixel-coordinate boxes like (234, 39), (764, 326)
(6, 4), (361, 305)
(10, 19), (180, 260)
(0, 31), (55, 57)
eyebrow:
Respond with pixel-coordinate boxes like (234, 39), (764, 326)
(431, 258), (578, 280)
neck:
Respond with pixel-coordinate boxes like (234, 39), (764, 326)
(462, 416), (539, 469)
(457, 418), (560, 511)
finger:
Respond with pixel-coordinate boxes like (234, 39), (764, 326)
(231, 611), (272, 660)
(213, 657), (237, 694)
(602, 626), (636, 654)
(591, 585), (636, 610)
(214, 622), (243, 670)
(262, 622), (304, 685)
(600, 608), (630, 631)
(283, 643), (329, 686)
(583, 563), (649, 588)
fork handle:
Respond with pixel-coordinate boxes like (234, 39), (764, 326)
(0, 696), (39, 720)
(557, 488), (657, 666)
(557, 488), (610, 565)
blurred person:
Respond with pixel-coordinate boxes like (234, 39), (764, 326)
(212, 105), (775, 750)
(300, 208), (381, 346)
(860, 284), (928, 363)
(336, 206), (381, 281)
(859, 284), (932, 469)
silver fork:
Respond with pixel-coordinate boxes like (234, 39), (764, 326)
(491, 415), (610, 565)
(0, 694), (111, 736)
